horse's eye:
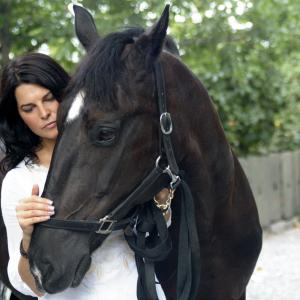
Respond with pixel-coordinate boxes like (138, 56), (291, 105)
(89, 126), (117, 146)
(98, 128), (115, 142)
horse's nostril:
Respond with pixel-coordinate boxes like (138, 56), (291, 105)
(31, 256), (57, 289)
(40, 257), (54, 277)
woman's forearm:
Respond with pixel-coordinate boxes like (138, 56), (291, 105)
(18, 236), (45, 297)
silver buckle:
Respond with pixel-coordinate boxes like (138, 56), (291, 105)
(96, 215), (116, 234)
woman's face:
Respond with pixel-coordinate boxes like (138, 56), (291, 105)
(15, 83), (59, 142)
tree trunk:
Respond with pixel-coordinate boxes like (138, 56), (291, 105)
(0, 1), (11, 69)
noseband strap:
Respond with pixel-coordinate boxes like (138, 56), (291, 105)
(40, 163), (171, 234)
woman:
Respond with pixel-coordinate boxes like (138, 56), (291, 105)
(0, 53), (171, 299)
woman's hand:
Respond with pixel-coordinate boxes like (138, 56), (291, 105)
(154, 188), (173, 207)
(16, 184), (54, 244)
(154, 188), (174, 221)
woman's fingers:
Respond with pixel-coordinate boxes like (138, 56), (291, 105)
(16, 186), (54, 237)
(20, 195), (53, 204)
(31, 184), (39, 196)
(17, 201), (54, 212)
(19, 215), (52, 227)
(16, 195), (55, 231)
(17, 209), (54, 218)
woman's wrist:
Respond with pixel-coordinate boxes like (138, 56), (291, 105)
(153, 188), (175, 215)
(21, 235), (31, 253)
(20, 239), (29, 259)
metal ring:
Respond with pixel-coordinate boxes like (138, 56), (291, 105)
(160, 112), (173, 135)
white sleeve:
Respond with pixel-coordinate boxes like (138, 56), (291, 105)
(1, 171), (38, 297)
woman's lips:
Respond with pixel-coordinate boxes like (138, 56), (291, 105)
(43, 121), (57, 129)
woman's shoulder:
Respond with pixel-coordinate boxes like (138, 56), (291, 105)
(2, 159), (41, 186)
(1, 160), (30, 208)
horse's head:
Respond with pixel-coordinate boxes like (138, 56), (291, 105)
(29, 5), (228, 294)
(28, 5), (174, 293)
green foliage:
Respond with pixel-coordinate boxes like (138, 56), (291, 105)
(1, 0), (300, 155)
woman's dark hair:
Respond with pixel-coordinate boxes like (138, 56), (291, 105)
(0, 53), (70, 172)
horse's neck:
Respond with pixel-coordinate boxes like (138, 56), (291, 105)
(167, 64), (235, 201)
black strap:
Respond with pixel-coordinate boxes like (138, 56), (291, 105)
(176, 181), (201, 299)
(125, 201), (172, 300)
(39, 216), (131, 232)
(40, 165), (170, 233)
(154, 62), (179, 176)
(124, 179), (200, 300)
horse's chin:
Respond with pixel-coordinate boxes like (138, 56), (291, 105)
(32, 255), (91, 294)
(40, 278), (71, 294)
(71, 255), (92, 287)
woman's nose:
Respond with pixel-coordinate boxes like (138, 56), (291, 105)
(39, 106), (50, 119)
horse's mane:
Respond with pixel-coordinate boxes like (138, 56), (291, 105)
(65, 28), (143, 111)
(65, 27), (179, 111)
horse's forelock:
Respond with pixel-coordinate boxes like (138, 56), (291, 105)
(64, 27), (179, 118)
(68, 28), (145, 111)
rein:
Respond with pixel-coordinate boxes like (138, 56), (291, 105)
(39, 61), (200, 300)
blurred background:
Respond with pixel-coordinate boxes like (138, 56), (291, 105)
(1, 0), (300, 157)
(1, 0), (300, 299)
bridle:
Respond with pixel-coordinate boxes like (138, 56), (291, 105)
(38, 60), (200, 300)
(39, 61), (180, 235)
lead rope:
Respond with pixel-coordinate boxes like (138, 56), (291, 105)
(124, 178), (201, 300)
(125, 201), (172, 300)
(176, 181), (201, 299)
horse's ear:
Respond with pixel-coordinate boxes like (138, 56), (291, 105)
(73, 5), (99, 51)
(134, 5), (169, 61)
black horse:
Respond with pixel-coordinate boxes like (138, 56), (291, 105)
(27, 5), (261, 300)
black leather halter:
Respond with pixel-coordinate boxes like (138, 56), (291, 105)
(40, 61), (181, 235)
(39, 60), (200, 300)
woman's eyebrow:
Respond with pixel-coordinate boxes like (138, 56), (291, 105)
(42, 91), (52, 99)
(19, 91), (52, 108)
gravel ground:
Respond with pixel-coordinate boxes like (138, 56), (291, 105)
(1, 224), (299, 300)
(247, 224), (300, 300)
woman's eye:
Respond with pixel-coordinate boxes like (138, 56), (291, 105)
(22, 106), (34, 113)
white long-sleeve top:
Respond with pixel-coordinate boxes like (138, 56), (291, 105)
(1, 160), (167, 300)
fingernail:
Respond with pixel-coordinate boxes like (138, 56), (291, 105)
(48, 211), (55, 215)
(48, 206), (55, 211)
(47, 200), (53, 204)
